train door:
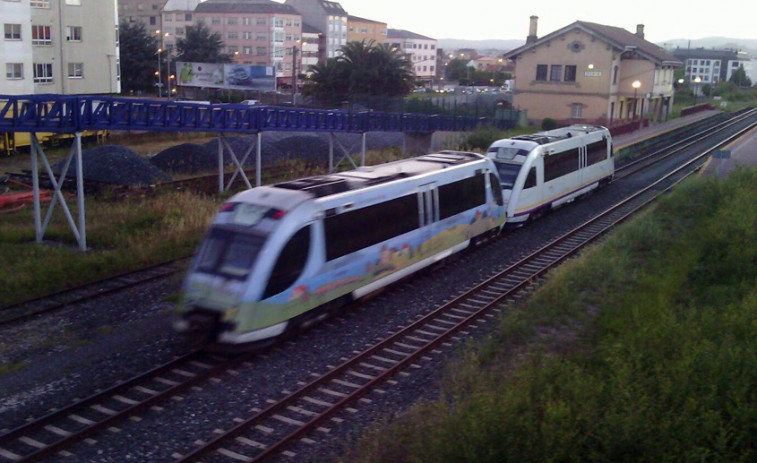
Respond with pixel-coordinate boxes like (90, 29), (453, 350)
(578, 144), (588, 187)
(417, 183), (438, 243)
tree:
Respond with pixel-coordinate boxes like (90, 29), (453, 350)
(444, 58), (471, 83)
(175, 21), (231, 64)
(301, 40), (415, 107)
(729, 64), (752, 87)
(119, 21), (160, 93)
(301, 59), (349, 107)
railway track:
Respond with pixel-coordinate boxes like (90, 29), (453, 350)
(0, 349), (253, 462)
(168, 117), (756, 462)
(0, 258), (189, 325)
(0, 114), (753, 462)
(614, 107), (756, 179)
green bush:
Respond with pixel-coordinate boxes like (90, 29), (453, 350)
(541, 117), (557, 130)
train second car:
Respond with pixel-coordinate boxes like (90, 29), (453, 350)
(174, 151), (506, 345)
(486, 124), (614, 225)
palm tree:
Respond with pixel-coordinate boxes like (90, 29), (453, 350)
(301, 58), (349, 107)
(302, 40), (416, 107)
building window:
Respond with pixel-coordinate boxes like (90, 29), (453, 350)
(185, 14), (192, 21)
(67, 62), (83, 78)
(227, 31), (238, 40)
(256, 18), (266, 25)
(535, 64), (547, 81)
(65, 0), (81, 4)
(571, 103), (583, 118)
(228, 17), (238, 25)
(613, 65), (619, 84)
(6, 63), (23, 79)
(175, 27), (185, 36)
(4, 23), (22, 40)
(564, 65), (576, 82)
(550, 65), (562, 81)
(32, 25), (52, 45)
(211, 17), (221, 25)
(33, 63), (53, 83)
(164, 14), (172, 22)
(66, 26), (82, 41)
(30, 0), (50, 7)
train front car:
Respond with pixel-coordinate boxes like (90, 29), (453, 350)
(173, 186), (316, 345)
(175, 151), (507, 347)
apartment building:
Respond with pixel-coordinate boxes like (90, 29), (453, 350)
(194, 0), (301, 85)
(161, 0), (204, 50)
(284, 0), (346, 59)
(503, 17), (681, 125)
(385, 29), (437, 85)
(671, 47), (752, 85)
(2, 0), (120, 96)
(347, 15), (386, 45)
(119, 0), (167, 29)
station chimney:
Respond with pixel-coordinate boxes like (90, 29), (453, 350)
(527, 16), (538, 44)
(636, 24), (645, 39)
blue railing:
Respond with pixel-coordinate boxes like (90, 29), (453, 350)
(0, 94), (497, 135)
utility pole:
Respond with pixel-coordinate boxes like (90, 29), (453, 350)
(291, 45), (298, 105)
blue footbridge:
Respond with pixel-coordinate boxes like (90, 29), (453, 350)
(1, 93), (510, 250)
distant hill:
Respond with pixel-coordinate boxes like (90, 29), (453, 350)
(659, 37), (757, 55)
(438, 37), (757, 57)
(437, 38), (524, 53)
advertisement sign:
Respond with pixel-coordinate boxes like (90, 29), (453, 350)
(176, 62), (276, 91)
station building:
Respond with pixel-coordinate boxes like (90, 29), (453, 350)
(503, 17), (682, 126)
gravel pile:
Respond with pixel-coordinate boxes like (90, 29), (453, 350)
(59, 132), (408, 183)
(149, 143), (221, 174)
(53, 145), (172, 185)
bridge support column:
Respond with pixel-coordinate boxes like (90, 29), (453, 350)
(30, 132), (87, 251)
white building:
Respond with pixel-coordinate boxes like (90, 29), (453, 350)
(285, 0), (347, 58)
(385, 29), (437, 84)
(1, 0), (120, 95)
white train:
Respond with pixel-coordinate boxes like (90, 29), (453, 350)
(486, 124), (614, 225)
(174, 151), (506, 345)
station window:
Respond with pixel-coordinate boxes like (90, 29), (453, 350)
(564, 65), (577, 82)
(535, 64), (547, 81)
(550, 65), (562, 81)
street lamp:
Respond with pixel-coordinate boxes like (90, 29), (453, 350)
(632, 80), (641, 122)
(693, 76), (702, 105)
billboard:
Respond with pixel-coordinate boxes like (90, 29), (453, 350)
(176, 62), (276, 91)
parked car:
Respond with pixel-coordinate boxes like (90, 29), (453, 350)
(241, 99), (261, 106)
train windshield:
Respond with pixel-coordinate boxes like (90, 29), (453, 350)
(195, 227), (266, 280)
(487, 146), (530, 161)
(494, 161), (523, 189)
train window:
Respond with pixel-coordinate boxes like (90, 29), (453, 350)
(524, 167), (537, 189)
(494, 162), (522, 189)
(544, 148), (580, 182)
(196, 228), (264, 280)
(487, 146), (529, 161)
(438, 174), (486, 220)
(489, 173), (503, 206)
(325, 193), (419, 261)
(586, 140), (608, 165)
(262, 225), (311, 298)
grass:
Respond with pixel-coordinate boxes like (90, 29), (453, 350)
(0, 190), (219, 306)
(339, 167), (757, 462)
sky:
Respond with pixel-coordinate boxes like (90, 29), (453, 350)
(335, 0), (756, 44)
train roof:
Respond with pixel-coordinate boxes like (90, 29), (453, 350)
(510, 124), (608, 145)
(273, 151), (486, 198)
